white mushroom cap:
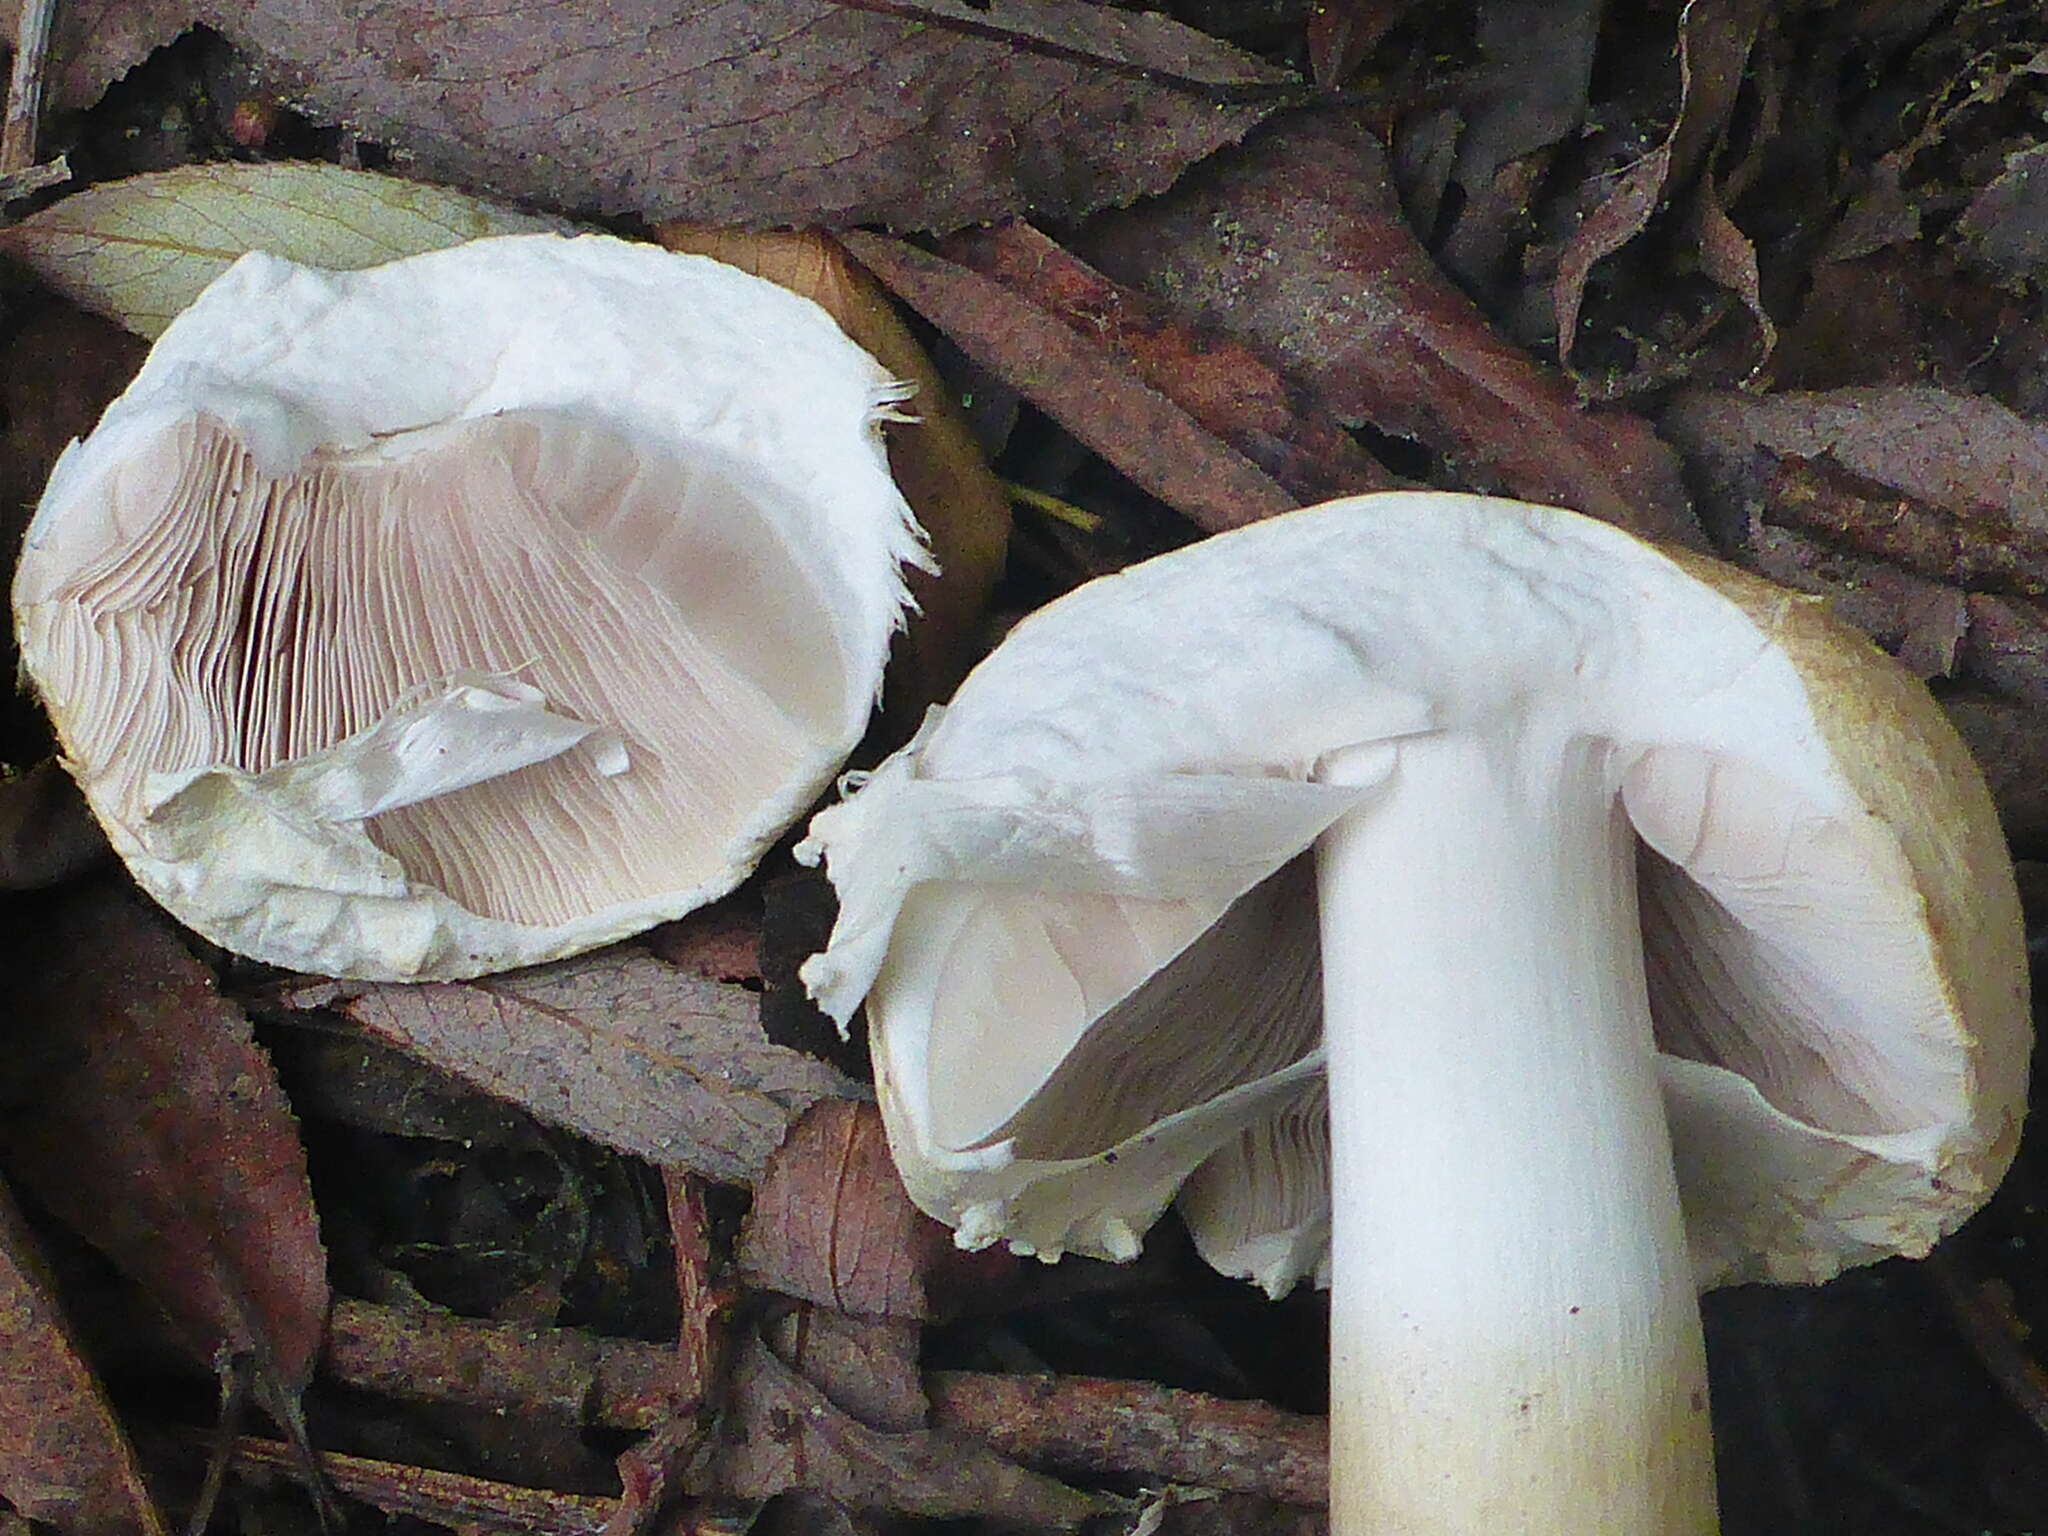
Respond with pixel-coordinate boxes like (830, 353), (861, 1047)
(799, 493), (2029, 1294)
(15, 234), (926, 980)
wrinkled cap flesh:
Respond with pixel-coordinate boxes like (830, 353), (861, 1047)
(15, 234), (925, 980)
(799, 493), (2029, 1293)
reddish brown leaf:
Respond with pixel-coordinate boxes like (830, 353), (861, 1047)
(643, 900), (763, 987)
(279, 949), (862, 1186)
(195, 0), (1284, 232)
(841, 231), (1297, 534)
(740, 1100), (939, 1320)
(1305, 0), (1414, 90)
(0, 1179), (167, 1536)
(938, 220), (1395, 505)
(1082, 114), (1701, 545)
(0, 882), (327, 1390)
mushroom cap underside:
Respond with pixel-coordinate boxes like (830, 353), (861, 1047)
(799, 493), (2029, 1292)
(15, 234), (925, 980)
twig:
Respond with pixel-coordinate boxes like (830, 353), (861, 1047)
(0, 152), (66, 201)
(200, 1436), (615, 1536)
(2, 0), (55, 173)
(925, 1371), (1326, 1506)
(322, 1298), (1330, 1506)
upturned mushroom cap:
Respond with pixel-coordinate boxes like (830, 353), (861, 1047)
(799, 493), (2029, 1293)
(15, 234), (926, 980)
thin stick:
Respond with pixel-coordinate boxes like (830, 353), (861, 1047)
(322, 1298), (1330, 1506)
(2, 0), (55, 173)
(222, 1437), (615, 1536)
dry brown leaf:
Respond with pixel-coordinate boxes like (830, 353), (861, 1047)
(1081, 113), (1701, 546)
(0, 882), (328, 1391)
(41, 0), (194, 113)
(740, 1100), (940, 1320)
(1661, 386), (2048, 598)
(768, 1305), (926, 1434)
(1306, 0), (1416, 90)
(1451, 0), (1601, 192)
(938, 220), (1395, 505)
(0, 1179), (168, 1536)
(197, 0), (1286, 231)
(1551, 0), (1769, 376)
(280, 949), (863, 1186)
(657, 226), (1011, 718)
(842, 231), (1298, 534)
(709, 1330), (1111, 1524)
(1958, 141), (2048, 281)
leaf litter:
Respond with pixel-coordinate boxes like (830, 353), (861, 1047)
(9, 2), (2048, 1532)
(185, 0), (1289, 231)
(275, 949), (864, 1188)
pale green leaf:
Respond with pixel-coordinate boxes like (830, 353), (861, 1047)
(0, 161), (563, 337)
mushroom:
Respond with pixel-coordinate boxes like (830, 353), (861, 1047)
(14, 233), (926, 980)
(798, 493), (2030, 1533)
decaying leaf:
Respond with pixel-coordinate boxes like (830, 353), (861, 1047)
(40, 0), (195, 114)
(1550, 0), (1771, 379)
(740, 1100), (940, 1320)
(1662, 386), (2048, 598)
(1958, 142), (2048, 282)
(767, 1304), (926, 1434)
(937, 220), (1394, 506)
(658, 225), (1012, 718)
(842, 232), (1298, 534)
(1081, 114), (1700, 546)
(196, 0), (1287, 232)
(644, 898), (763, 987)
(1306, 0), (1416, 90)
(0, 1179), (168, 1536)
(0, 881), (329, 1391)
(0, 161), (559, 338)
(709, 1329), (1112, 1525)
(279, 948), (863, 1186)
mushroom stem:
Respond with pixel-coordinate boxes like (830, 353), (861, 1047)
(1315, 729), (1718, 1533)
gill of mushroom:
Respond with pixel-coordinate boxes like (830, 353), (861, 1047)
(797, 492), (2031, 1535)
(13, 232), (929, 981)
